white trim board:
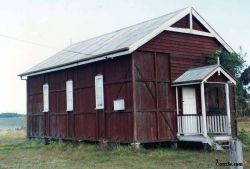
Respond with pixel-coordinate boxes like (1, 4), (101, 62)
(166, 27), (214, 37)
(203, 67), (236, 85)
(128, 7), (190, 53)
(22, 50), (130, 77)
(130, 7), (234, 53)
(191, 8), (234, 53)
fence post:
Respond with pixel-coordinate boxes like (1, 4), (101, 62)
(229, 139), (244, 169)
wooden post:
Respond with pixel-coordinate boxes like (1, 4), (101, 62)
(225, 83), (232, 135)
(131, 54), (137, 142)
(176, 87), (179, 115)
(131, 142), (140, 150)
(229, 139), (243, 169)
(189, 7), (193, 30)
(201, 82), (207, 137)
(176, 87), (180, 136)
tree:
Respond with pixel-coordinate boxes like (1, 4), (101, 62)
(208, 48), (246, 77)
(208, 47), (249, 116)
(240, 66), (250, 86)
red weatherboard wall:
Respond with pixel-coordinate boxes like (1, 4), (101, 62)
(27, 55), (134, 143)
(132, 29), (222, 142)
(139, 31), (221, 81)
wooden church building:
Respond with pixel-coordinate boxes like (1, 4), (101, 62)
(19, 7), (237, 148)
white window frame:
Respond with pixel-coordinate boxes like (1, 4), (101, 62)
(43, 83), (49, 112)
(95, 74), (104, 109)
(66, 80), (74, 111)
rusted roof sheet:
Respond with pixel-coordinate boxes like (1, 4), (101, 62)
(20, 8), (185, 77)
(173, 65), (219, 84)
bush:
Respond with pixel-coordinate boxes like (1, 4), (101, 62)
(238, 128), (250, 145)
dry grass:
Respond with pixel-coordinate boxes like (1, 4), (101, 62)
(0, 119), (250, 169)
(238, 117), (250, 135)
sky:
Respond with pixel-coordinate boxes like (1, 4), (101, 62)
(0, 0), (249, 114)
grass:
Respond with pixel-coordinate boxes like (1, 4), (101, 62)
(238, 117), (250, 146)
(0, 118), (249, 169)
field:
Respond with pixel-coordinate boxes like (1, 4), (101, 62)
(0, 117), (26, 132)
(0, 117), (249, 169)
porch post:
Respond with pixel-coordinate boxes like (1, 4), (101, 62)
(176, 87), (179, 136)
(225, 83), (232, 135)
(176, 87), (179, 115)
(201, 82), (207, 137)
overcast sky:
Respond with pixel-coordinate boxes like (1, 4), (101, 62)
(0, 0), (249, 114)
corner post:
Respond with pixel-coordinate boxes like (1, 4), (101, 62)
(225, 83), (232, 136)
(201, 82), (207, 137)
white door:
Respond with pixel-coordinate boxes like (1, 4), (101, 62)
(182, 87), (198, 134)
(182, 87), (197, 115)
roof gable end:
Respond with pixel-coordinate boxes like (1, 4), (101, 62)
(172, 64), (237, 86)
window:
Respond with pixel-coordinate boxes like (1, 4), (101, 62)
(43, 83), (49, 112)
(66, 80), (74, 111)
(95, 74), (104, 109)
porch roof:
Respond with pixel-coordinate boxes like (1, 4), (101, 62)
(172, 64), (236, 86)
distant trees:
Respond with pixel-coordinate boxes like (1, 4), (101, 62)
(0, 113), (25, 118)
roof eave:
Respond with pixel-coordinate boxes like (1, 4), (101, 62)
(19, 47), (130, 77)
(172, 80), (202, 86)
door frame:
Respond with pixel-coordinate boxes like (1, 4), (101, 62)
(182, 87), (197, 115)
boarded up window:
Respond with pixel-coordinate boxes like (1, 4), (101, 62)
(95, 74), (104, 109)
(66, 80), (74, 111)
(43, 83), (49, 112)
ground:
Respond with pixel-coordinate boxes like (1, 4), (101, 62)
(0, 118), (249, 169)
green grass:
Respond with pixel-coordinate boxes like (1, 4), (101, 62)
(238, 117), (250, 146)
(0, 118), (249, 169)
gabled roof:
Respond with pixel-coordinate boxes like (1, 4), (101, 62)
(19, 7), (234, 77)
(172, 64), (237, 86)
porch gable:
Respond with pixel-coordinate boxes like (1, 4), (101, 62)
(172, 64), (236, 86)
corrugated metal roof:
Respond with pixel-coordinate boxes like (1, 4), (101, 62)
(20, 7), (234, 77)
(173, 64), (219, 84)
(20, 8), (186, 76)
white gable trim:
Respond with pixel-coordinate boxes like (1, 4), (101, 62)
(128, 7), (191, 53)
(129, 7), (234, 54)
(189, 7), (193, 30)
(191, 8), (234, 53)
(166, 27), (214, 37)
(203, 67), (236, 85)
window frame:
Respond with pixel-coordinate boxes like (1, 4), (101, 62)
(95, 74), (104, 109)
(66, 80), (74, 111)
(43, 83), (49, 112)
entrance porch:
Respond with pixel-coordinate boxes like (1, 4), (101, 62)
(172, 64), (237, 149)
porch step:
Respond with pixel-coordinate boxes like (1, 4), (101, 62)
(213, 135), (232, 150)
(213, 135), (232, 142)
(221, 144), (229, 149)
(205, 136), (224, 151)
(177, 135), (231, 151)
